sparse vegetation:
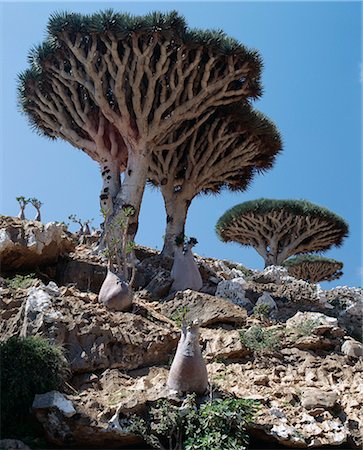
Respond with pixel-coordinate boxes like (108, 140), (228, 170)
(252, 303), (271, 318)
(287, 319), (319, 338)
(171, 306), (190, 327)
(5, 273), (38, 289)
(0, 336), (66, 438)
(127, 394), (258, 450)
(240, 325), (282, 354)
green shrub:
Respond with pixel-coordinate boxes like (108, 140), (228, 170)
(5, 273), (37, 289)
(127, 394), (258, 450)
(252, 303), (270, 318)
(240, 325), (282, 354)
(288, 319), (319, 338)
(171, 306), (190, 327)
(0, 336), (65, 438)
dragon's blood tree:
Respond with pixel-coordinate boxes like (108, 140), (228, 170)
(283, 255), (343, 283)
(18, 10), (262, 278)
(148, 105), (282, 256)
(216, 199), (349, 267)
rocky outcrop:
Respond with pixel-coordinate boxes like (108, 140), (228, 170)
(1, 283), (178, 374)
(156, 289), (247, 328)
(0, 216), (75, 272)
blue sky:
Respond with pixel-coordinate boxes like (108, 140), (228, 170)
(0, 1), (361, 288)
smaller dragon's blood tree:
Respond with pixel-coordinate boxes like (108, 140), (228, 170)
(283, 255), (344, 283)
(16, 196), (28, 220)
(29, 198), (43, 222)
(148, 106), (282, 256)
(216, 199), (349, 267)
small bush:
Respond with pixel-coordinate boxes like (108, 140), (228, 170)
(5, 273), (37, 289)
(252, 303), (270, 318)
(127, 394), (258, 450)
(171, 306), (190, 327)
(288, 319), (319, 338)
(240, 325), (282, 354)
(0, 336), (65, 438)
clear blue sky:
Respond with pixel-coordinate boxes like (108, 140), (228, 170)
(0, 1), (361, 288)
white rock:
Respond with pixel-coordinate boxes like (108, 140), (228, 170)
(286, 312), (338, 330)
(341, 340), (363, 358)
(261, 265), (293, 285)
(215, 277), (251, 307)
(255, 292), (277, 310)
(33, 391), (76, 418)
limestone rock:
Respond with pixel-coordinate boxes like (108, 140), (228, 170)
(200, 328), (249, 361)
(0, 216), (75, 271)
(158, 289), (247, 328)
(251, 265), (293, 285)
(341, 340), (363, 358)
(286, 311), (338, 330)
(4, 286), (178, 374)
(144, 269), (173, 299)
(215, 277), (252, 308)
(255, 291), (277, 311)
(301, 388), (338, 410)
(33, 391), (76, 418)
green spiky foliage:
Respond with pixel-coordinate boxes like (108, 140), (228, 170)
(18, 9), (263, 279)
(149, 105), (282, 256)
(216, 199), (349, 267)
(282, 255), (344, 283)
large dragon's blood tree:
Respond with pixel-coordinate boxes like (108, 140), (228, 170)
(18, 10), (262, 283)
(283, 255), (344, 283)
(148, 106), (282, 256)
(216, 199), (349, 267)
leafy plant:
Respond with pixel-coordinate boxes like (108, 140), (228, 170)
(288, 319), (319, 338)
(171, 306), (190, 327)
(240, 325), (282, 354)
(6, 273), (37, 289)
(0, 336), (66, 438)
(126, 394), (258, 450)
(252, 303), (270, 318)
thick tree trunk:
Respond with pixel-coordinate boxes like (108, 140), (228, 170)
(18, 207), (25, 220)
(161, 194), (189, 257)
(100, 161), (121, 217)
(34, 209), (41, 222)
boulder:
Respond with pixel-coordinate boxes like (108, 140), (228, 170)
(251, 266), (292, 285)
(0, 216), (75, 272)
(255, 292), (278, 311)
(301, 388), (338, 411)
(158, 289), (247, 328)
(286, 312), (338, 331)
(200, 328), (249, 361)
(33, 391), (76, 418)
(215, 277), (252, 309)
(341, 340), (363, 358)
(144, 269), (173, 299)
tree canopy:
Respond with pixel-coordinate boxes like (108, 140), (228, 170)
(216, 198), (349, 266)
(148, 105), (282, 255)
(283, 255), (343, 283)
(18, 9), (263, 277)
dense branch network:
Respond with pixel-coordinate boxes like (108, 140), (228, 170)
(148, 106), (282, 255)
(283, 255), (343, 283)
(18, 10), (263, 278)
(216, 199), (349, 267)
